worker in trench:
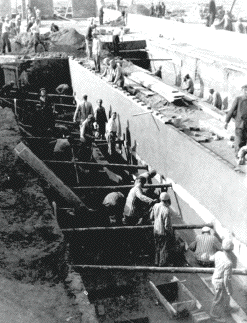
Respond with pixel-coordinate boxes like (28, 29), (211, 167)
(73, 94), (94, 125)
(210, 239), (235, 322)
(79, 114), (95, 161)
(105, 111), (118, 155)
(38, 88), (55, 134)
(94, 99), (107, 139)
(102, 191), (126, 226)
(188, 226), (221, 267)
(182, 74), (194, 94)
(150, 192), (180, 267)
(225, 84), (247, 160)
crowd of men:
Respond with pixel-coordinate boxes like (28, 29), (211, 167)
(150, 2), (166, 18)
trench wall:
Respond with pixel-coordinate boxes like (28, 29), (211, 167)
(69, 59), (247, 260)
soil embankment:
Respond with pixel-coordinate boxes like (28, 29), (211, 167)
(0, 106), (81, 322)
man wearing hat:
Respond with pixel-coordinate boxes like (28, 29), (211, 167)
(189, 226), (221, 267)
(210, 239), (234, 322)
(150, 192), (178, 266)
(1, 16), (11, 54)
(225, 85), (247, 158)
(80, 114), (95, 161)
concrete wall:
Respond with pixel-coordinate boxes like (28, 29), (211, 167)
(0, 0), (11, 18)
(72, 0), (97, 18)
(69, 59), (247, 251)
(29, 0), (53, 18)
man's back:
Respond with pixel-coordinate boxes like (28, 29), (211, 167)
(151, 202), (171, 235)
(193, 234), (221, 261)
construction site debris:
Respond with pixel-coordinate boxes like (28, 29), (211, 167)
(127, 4), (150, 16)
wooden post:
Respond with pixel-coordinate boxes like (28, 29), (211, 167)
(72, 264), (247, 276)
(61, 223), (214, 232)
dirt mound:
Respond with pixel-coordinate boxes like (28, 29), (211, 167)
(127, 4), (150, 16)
(12, 28), (85, 56)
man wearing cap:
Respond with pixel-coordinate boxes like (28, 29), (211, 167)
(225, 85), (247, 157)
(210, 239), (234, 322)
(139, 169), (157, 199)
(123, 177), (156, 226)
(189, 226), (221, 267)
(73, 94), (94, 124)
(95, 99), (107, 139)
(2, 17), (11, 54)
(80, 114), (95, 161)
(150, 192), (178, 266)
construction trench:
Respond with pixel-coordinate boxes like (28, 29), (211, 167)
(1, 16), (247, 321)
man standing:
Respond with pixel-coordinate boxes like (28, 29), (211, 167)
(73, 94), (94, 124)
(112, 28), (120, 56)
(35, 8), (41, 26)
(15, 14), (21, 34)
(123, 177), (156, 226)
(95, 99), (107, 139)
(106, 111), (118, 155)
(99, 5), (104, 25)
(85, 21), (96, 59)
(150, 3), (155, 16)
(80, 114), (95, 161)
(207, 0), (216, 27)
(92, 32), (101, 73)
(30, 19), (40, 53)
(150, 192), (178, 266)
(210, 239), (234, 322)
(2, 17), (11, 54)
(189, 226), (221, 267)
(27, 16), (35, 32)
(225, 85), (247, 158)
(39, 88), (54, 131)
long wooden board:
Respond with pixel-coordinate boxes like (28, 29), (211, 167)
(14, 142), (87, 211)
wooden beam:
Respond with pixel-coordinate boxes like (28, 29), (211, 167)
(14, 142), (87, 210)
(62, 223), (214, 232)
(72, 264), (247, 276)
(43, 160), (148, 170)
(72, 184), (172, 190)
(28, 92), (74, 98)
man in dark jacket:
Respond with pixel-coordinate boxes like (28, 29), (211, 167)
(225, 85), (247, 157)
(95, 99), (107, 139)
(207, 0), (216, 27)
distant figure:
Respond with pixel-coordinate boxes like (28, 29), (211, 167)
(56, 83), (69, 95)
(2, 17), (11, 54)
(95, 99), (107, 139)
(30, 20), (40, 53)
(117, 0), (120, 11)
(121, 10), (126, 25)
(73, 94), (94, 124)
(15, 14), (21, 34)
(150, 3), (155, 16)
(105, 111), (118, 155)
(27, 7), (32, 24)
(99, 5), (104, 25)
(223, 11), (233, 31)
(123, 177), (156, 226)
(204, 88), (222, 110)
(27, 16), (35, 32)
(189, 226), (221, 267)
(102, 191), (126, 225)
(39, 88), (54, 130)
(112, 28), (120, 55)
(150, 192), (178, 266)
(210, 239), (234, 321)
(235, 17), (245, 33)
(156, 2), (162, 17)
(161, 2), (166, 17)
(50, 23), (59, 32)
(183, 74), (194, 94)
(153, 66), (162, 79)
(35, 8), (41, 27)
(207, 0), (216, 27)
(101, 57), (111, 79)
(85, 21), (96, 58)
(80, 114), (95, 161)
(225, 84), (247, 157)
(92, 32), (101, 73)
(113, 61), (125, 88)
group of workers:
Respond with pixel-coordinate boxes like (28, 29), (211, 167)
(150, 2), (166, 18)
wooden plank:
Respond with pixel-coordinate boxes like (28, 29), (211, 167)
(14, 142), (87, 210)
(72, 184), (172, 190)
(149, 280), (177, 318)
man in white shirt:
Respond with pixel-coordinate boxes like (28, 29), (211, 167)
(92, 32), (101, 73)
(36, 8), (41, 26)
(105, 111), (118, 155)
(30, 20), (40, 53)
(2, 17), (11, 54)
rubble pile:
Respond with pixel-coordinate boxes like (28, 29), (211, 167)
(12, 28), (86, 56)
(127, 4), (150, 16)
